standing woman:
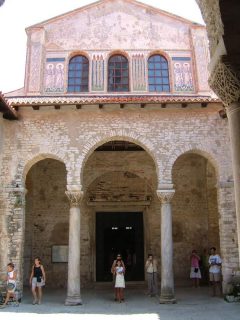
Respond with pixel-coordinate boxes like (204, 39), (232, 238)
(111, 254), (125, 301)
(114, 260), (125, 303)
(190, 250), (201, 288)
(29, 257), (46, 305)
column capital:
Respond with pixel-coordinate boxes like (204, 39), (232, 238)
(208, 57), (240, 107)
(156, 189), (175, 204)
(65, 190), (84, 207)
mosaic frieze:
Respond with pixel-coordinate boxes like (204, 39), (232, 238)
(132, 54), (146, 91)
(44, 58), (65, 93)
(172, 57), (194, 92)
(92, 55), (104, 91)
(28, 44), (42, 92)
(191, 29), (210, 91)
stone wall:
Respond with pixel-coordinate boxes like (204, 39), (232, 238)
(172, 153), (219, 282)
(24, 159), (68, 287)
(0, 105), (238, 289)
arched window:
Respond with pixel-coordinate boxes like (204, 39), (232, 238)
(108, 55), (129, 92)
(67, 55), (89, 92)
(148, 54), (170, 92)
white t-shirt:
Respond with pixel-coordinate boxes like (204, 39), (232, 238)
(209, 254), (222, 273)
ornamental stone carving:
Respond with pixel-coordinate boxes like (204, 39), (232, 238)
(209, 58), (240, 107)
(92, 54), (104, 91)
(156, 190), (175, 204)
(65, 190), (84, 207)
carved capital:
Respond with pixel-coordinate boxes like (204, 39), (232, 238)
(156, 189), (175, 204)
(65, 191), (84, 207)
(209, 57), (240, 106)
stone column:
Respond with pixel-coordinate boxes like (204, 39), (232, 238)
(157, 189), (176, 304)
(65, 190), (83, 306)
(226, 103), (240, 263)
(9, 187), (28, 294)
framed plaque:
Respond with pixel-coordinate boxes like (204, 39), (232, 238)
(52, 245), (68, 263)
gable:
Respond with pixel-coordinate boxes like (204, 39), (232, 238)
(33, 0), (193, 50)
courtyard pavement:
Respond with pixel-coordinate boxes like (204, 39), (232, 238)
(0, 284), (239, 320)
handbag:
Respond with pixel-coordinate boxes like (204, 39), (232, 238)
(194, 267), (199, 273)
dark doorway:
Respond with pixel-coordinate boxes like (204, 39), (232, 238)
(96, 212), (144, 281)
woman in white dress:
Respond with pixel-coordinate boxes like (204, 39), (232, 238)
(114, 260), (125, 302)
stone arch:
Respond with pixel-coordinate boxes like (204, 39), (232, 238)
(21, 153), (67, 186)
(79, 130), (160, 189)
(168, 146), (221, 184)
(171, 147), (220, 281)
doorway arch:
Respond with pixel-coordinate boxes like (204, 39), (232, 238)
(172, 152), (219, 284)
(82, 140), (158, 283)
(24, 158), (68, 288)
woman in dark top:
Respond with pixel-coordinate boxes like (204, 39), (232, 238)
(29, 257), (46, 305)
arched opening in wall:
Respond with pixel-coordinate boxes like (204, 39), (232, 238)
(24, 158), (68, 289)
(172, 152), (220, 285)
(82, 140), (158, 283)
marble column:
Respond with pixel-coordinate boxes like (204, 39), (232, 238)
(157, 189), (176, 304)
(65, 190), (83, 306)
(226, 102), (240, 264)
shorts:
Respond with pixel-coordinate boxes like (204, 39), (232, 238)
(209, 272), (221, 282)
(32, 277), (45, 288)
(190, 267), (201, 279)
(7, 281), (16, 293)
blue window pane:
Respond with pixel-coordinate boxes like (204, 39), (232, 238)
(163, 85), (170, 92)
(149, 85), (155, 91)
(68, 55), (89, 92)
(148, 70), (154, 76)
(148, 54), (169, 92)
(156, 85), (163, 91)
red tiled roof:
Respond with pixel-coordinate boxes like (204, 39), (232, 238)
(0, 92), (18, 120)
(6, 94), (221, 106)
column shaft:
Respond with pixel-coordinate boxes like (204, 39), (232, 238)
(65, 191), (83, 305)
(157, 190), (176, 304)
(227, 102), (240, 264)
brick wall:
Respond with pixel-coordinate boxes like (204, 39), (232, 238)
(0, 105), (238, 290)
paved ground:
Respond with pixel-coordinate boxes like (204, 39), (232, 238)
(0, 285), (239, 320)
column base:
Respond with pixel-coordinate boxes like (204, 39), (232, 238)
(160, 295), (177, 304)
(65, 296), (82, 306)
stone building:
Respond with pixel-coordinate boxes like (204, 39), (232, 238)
(0, 0), (239, 305)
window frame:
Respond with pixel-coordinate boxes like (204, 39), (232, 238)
(108, 54), (129, 92)
(67, 55), (89, 93)
(148, 54), (170, 93)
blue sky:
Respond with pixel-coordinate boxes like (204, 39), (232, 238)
(0, 0), (204, 93)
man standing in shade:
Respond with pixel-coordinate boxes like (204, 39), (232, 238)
(209, 247), (222, 297)
(145, 254), (158, 297)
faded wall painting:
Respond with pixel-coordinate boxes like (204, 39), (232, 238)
(172, 57), (194, 92)
(44, 58), (65, 93)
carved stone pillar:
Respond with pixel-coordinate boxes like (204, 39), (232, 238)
(157, 189), (176, 304)
(226, 103), (240, 264)
(65, 190), (83, 306)
(208, 54), (240, 264)
(9, 187), (28, 293)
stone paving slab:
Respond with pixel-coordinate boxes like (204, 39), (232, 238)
(0, 286), (240, 320)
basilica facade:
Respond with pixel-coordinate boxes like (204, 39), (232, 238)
(0, 0), (239, 305)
